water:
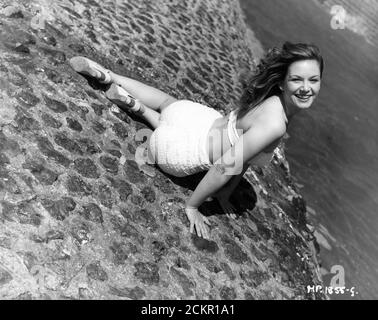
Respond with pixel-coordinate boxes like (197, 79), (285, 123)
(239, 0), (378, 299)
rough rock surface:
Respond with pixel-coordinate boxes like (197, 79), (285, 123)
(0, 0), (327, 299)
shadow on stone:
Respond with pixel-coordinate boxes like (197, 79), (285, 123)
(191, 233), (219, 253)
(169, 171), (257, 218)
(81, 74), (111, 92)
(230, 178), (257, 212)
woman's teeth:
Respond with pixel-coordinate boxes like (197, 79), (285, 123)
(295, 94), (311, 101)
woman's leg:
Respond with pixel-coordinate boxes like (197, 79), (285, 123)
(69, 56), (177, 113)
(135, 105), (161, 129)
(69, 56), (174, 129)
(108, 71), (178, 113)
(105, 82), (162, 129)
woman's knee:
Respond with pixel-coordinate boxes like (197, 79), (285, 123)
(159, 96), (178, 112)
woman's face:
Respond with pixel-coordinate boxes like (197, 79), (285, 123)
(281, 59), (321, 110)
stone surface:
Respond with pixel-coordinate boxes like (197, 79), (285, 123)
(80, 203), (103, 224)
(73, 158), (100, 179)
(109, 285), (146, 299)
(170, 267), (195, 297)
(109, 241), (129, 265)
(219, 286), (237, 300)
(86, 261), (108, 281)
(220, 234), (250, 264)
(43, 94), (68, 113)
(66, 175), (92, 195)
(191, 235), (219, 253)
(0, 0), (326, 300)
(22, 159), (59, 185)
(41, 197), (76, 221)
(0, 267), (13, 286)
(54, 132), (83, 155)
(36, 136), (71, 167)
(134, 262), (160, 285)
(99, 156), (119, 175)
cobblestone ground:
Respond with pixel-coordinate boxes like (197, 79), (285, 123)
(0, 0), (326, 299)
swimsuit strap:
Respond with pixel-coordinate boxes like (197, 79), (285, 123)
(227, 110), (241, 147)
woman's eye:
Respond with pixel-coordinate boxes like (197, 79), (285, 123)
(310, 79), (319, 83)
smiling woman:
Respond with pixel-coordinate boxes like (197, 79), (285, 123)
(238, 42), (324, 123)
(281, 59), (322, 114)
(69, 42), (324, 239)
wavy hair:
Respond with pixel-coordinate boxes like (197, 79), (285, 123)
(237, 42), (324, 120)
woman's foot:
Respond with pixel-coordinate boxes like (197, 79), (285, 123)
(69, 56), (112, 84)
(105, 83), (145, 114)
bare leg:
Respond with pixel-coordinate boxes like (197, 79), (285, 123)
(108, 71), (177, 112)
(105, 82), (162, 129)
(137, 106), (161, 129)
(69, 56), (172, 128)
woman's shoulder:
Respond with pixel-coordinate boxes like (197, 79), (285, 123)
(264, 95), (287, 124)
(261, 95), (284, 113)
(242, 95), (287, 130)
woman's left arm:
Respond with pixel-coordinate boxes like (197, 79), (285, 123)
(185, 118), (286, 238)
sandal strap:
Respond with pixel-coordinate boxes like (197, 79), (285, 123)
(93, 68), (111, 84)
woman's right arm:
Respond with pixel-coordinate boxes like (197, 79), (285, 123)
(213, 163), (249, 218)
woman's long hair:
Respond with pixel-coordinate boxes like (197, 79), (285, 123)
(237, 42), (324, 120)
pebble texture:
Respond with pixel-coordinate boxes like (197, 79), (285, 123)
(0, 0), (326, 299)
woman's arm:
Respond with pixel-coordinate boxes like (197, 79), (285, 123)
(186, 164), (235, 208)
(215, 163), (249, 198)
(186, 119), (285, 208)
(185, 117), (286, 238)
(184, 165), (235, 239)
(213, 164), (249, 218)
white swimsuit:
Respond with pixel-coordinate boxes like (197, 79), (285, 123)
(227, 109), (241, 147)
(149, 100), (223, 177)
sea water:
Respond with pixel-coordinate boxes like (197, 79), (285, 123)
(239, 0), (378, 299)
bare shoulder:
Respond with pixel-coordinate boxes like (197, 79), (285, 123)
(244, 95), (287, 135)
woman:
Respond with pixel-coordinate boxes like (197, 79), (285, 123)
(69, 41), (323, 240)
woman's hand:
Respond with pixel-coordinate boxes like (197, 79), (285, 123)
(184, 207), (211, 239)
(215, 195), (237, 219)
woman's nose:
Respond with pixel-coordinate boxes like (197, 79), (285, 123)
(300, 81), (311, 93)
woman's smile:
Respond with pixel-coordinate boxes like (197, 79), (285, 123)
(294, 93), (313, 104)
(282, 59), (322, 114)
